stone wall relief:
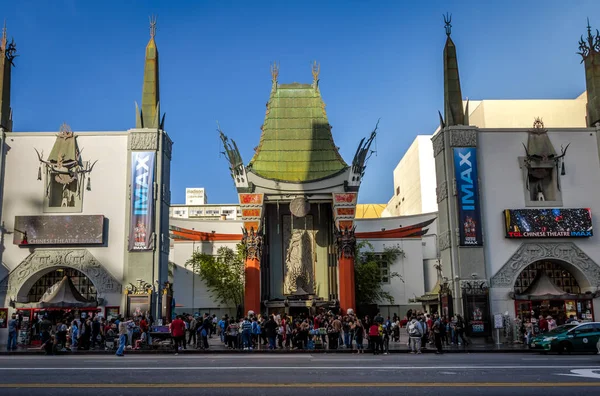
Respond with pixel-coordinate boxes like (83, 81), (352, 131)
(35, 123), (97, 210)
(432, 132), (445, 156)
(282, 215), (315, 295)
(4, 249), (121, 299)
(436, 180), (448, 203)
(129, 131), (159, 151)
(449, 128), (477, 147)
(438, 230), (451, 251)
(520, 118), (569, 204)
(490, 242), (600, 289)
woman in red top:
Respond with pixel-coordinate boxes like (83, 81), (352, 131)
(170, 315), (186, 355)
(368, 323), (381, 355)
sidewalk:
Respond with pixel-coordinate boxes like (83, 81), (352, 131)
(1, 332), (535, 355)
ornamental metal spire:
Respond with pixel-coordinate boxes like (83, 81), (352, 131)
(577, 18), (600, 127)
(150, 15), (157, 39)
(311, 60), (320, 88)
(441, 13), (465, 127)
(444, 12), (452, 36)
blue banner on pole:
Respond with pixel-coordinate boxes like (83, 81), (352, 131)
(453, 147), (483, 246)
(128, 151), (156, 251)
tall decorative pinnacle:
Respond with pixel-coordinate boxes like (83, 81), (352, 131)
(577, 18), (600, 61)
(136, 16), (164, 130)
(312, 60), (320, 84)
(444, 13), (452, 37)
(149, 15), (157, 39)
(0, 19), (15, 131)
(270, 61), (279, 84)
(441, 12), (465, 128)
(578, 18), (600, 127)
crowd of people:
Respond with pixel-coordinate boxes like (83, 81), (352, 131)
(6, 308), (477, 355)
(5, 311), (154, 355)
(162, 309), (473, 355)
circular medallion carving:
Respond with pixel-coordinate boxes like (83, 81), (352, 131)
(290, 197), (310, 218)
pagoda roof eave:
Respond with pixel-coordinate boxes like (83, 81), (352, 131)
(244, 167), (352, 197)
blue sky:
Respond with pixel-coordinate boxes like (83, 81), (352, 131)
(4, 0), (599, 204)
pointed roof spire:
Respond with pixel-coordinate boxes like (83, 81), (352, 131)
(137, 15), (163, 129)
(578, 18), (600, 127)
(0, 20), (15, 131)
(442, 13), (465, 127)
(311, 60), (320, 88)
(1, 20), (6, 50)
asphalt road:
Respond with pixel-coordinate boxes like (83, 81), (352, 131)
(0, 353), (599, 395)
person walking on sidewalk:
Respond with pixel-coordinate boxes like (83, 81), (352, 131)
(456, 314), (470, 346)
(116, 318), (133, 357)
(170, 315), (186, 355)
(6, 313), (18, 351)
(407, 316), (423, 354)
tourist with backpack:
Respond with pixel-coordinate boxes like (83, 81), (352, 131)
(407, 316), (423, 354)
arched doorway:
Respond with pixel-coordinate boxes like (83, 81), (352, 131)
(26, 267), (98, 303)
(513, 259), (595, 325)
(15, 267), (102, 346)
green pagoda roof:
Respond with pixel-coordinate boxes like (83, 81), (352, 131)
(247, 79), (348, 183)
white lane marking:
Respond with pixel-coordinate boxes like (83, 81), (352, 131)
(1, 366), (600, 371)
(557, 369), (600, 379)
(522, 358), (591, 361)
(439, 372), (457, 375)
(310, 359), (382, 362)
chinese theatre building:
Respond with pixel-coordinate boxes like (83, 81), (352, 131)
(432, 18), (600, 340)
(0, 20), (172, 345)
(167, 63), (439, 318)
(216, 63), (380, 316)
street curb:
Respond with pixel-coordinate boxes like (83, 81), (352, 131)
(0, 348), (539, 355)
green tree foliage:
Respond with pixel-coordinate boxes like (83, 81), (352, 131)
(185, 244), (245, 308)
(354, 241), (404, 305)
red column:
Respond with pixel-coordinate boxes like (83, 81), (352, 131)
(244, 257), (261, 315)
(338, 255), (356, 315)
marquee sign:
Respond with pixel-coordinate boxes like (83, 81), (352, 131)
(128, 152), (156, 251)
(453, 147), (483, 246)
(504, 208), (593, 238)
(13, 215), (105, 245)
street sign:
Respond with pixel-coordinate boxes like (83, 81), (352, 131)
(494, 314), (503, 329)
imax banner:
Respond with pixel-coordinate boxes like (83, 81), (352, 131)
(453, 147), (483, 246)
(128, 151), (156, 251)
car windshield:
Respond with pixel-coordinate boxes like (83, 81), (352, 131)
(546, 324), (577, 335)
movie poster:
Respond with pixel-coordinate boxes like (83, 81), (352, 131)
(504, 208), (593, 238)
(453, 147), (483, 246)
(0, 308), (7, 329)
(128, 151), (156, 251)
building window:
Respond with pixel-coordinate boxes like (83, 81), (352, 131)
(27, 267), (97, 303)
(513, 260), (580, 294)
(374, 254), (391, 284)
(396, 186), (400, 196)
